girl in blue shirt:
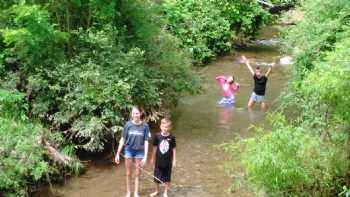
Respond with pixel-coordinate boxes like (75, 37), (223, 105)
(115, 106), (150, 197)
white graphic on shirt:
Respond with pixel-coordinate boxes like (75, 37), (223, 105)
(129, 130), (144, 136)
(159, 139), (170, 154)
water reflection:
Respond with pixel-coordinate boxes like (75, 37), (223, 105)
(217, 106), (234, 130)
(248, 109), (266, 124)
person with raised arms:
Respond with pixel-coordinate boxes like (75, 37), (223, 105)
(241, 56), (274, 111)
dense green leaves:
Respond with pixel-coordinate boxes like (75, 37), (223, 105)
(225, 115), (348, 196)
(0, 90), (48, 196)
(1, 5), (67, 72)
(163, 0), (269, 63)
(284, 0), (350, 76)
(0, 89), (82, 197)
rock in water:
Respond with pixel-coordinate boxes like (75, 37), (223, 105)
(280, 56), (293, 65)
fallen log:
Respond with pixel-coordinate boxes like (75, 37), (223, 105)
(37, 134), (72, 167)
(44, 141), (72, 166)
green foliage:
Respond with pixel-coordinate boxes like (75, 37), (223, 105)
(0, 89), (82, 196)
(0, 89), (48, 196)
(225, 114), (348, 196)
(162, 0), (231, 62)
(0, 88), (26, 118)
(211, 0), (270, 34)
(162, 0), (269, 63)
(284, 0), (350, 77)
(339, 186), (350, 197)
(1, 4), (67, 72)
(296, 33), (350, 124)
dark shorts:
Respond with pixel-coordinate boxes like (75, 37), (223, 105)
(154, 166), (172, 183)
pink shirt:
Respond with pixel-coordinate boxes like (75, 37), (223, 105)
(216, 76), (240, 97)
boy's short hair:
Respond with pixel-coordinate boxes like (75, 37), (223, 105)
(255, 65), (261, 70)
(161, 117), (172, 125)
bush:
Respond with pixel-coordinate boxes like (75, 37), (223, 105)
(0, 89), (82, 197)
(284, 0), (350, 77)
(225, 114), (348, 196)
(0, 89), (48, 196)
(162, 0), (269, 63)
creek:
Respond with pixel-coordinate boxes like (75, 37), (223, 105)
(36, 25), (289, 197)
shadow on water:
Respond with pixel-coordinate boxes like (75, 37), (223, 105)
(35, 26), (290, 197)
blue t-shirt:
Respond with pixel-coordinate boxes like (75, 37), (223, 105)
(122, 121), (150, 150)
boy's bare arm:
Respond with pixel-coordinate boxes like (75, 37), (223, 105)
(241, 56), (255, 76)
(172, 148), (176, 167)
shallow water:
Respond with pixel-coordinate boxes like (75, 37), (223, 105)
(35, 26), (289, 197)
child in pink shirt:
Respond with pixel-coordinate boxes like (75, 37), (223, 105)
(216, 75), (240, 106)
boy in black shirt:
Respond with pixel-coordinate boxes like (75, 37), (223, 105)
(150, 118), (176, 197)
(241, 56), (274, 111)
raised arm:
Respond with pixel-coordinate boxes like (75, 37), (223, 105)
(241, 56), (254, 76)
(215, 76), (226, 84)
(265, 63), (274, 77)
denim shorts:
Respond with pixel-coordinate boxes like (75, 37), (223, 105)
(124, 147), (145, 159)
(251, 92), (265, 103)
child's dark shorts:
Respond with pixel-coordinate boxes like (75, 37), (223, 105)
(154, 166), (172, 183)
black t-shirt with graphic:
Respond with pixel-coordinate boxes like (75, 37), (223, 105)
(153, 132), (176, 168)
(253, 74), (268, 96)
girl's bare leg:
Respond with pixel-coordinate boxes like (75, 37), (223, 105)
(125, 159), (133, 197)
(248, 97), (255, 109)
(261, 102), (268, 112)
(134, 158), (142, 197)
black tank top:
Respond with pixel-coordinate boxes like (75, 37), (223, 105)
(253, 74), (268, 96)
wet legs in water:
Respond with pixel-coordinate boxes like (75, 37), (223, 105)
(150, 183), (170, 197)
(125, 158), (142, 197)
(247, 97), (268, 112)
(125, 158), (132, 197)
